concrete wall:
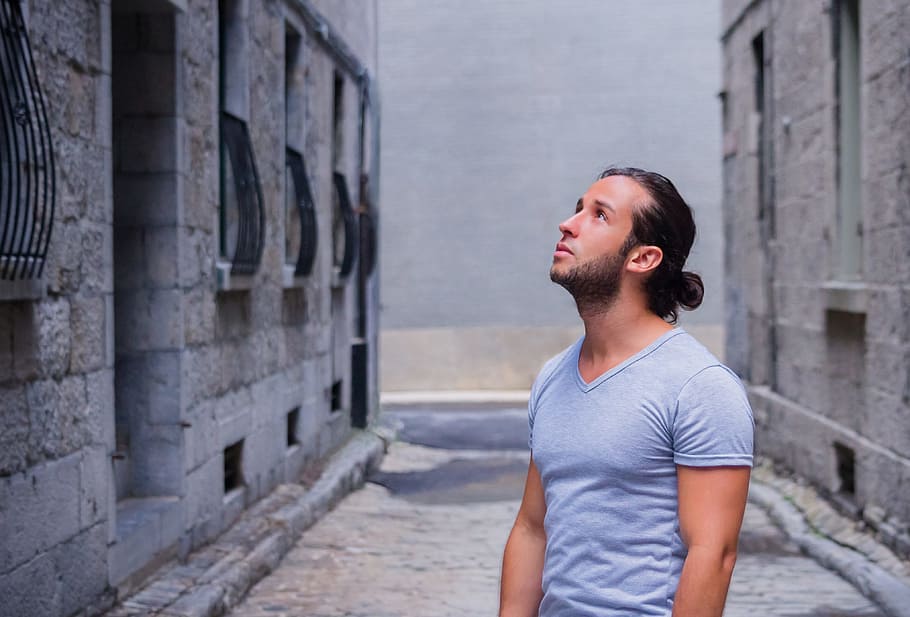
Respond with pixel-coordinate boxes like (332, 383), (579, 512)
(0, 1), (379, 615)
(722, 0), (910, 558)
(378, 0), (725, 391)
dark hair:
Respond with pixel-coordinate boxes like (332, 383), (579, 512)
(600, 166), (704, 323)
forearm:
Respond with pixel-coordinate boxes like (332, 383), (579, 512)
(672, 545), (737, 617)
(499, 521), (546, 617)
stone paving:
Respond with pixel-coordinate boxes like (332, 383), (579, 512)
(229, 436), (884, 617)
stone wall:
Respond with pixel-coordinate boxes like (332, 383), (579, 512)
(0, 1), (379, 615)
(722, 0), (910, 556)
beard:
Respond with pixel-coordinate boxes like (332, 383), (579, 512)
(550, 251), (625, 315)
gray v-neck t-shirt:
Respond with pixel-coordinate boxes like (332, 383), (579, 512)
(529, 328), (754, 616)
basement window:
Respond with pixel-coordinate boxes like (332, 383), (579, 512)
(834, 442), (856, 496)
(287, 407), (300, 448)
(223, 440), (245, 494)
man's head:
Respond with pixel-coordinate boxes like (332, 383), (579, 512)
(549, 166), (703, 323)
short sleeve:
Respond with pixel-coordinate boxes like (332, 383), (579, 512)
(672, 365), (754, 467)
(528, 373), (541, 450)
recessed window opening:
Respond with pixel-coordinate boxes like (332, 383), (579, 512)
(287, 407), (300, 447)
(331, 380), (342, 412)
(834, 442), (856, 495)
(224, 440), (245, 493)
(836, 0), (862, 279)
(218, 0), (264, 274)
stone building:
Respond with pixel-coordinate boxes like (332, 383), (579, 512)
(722, 0), (910, 554)
(0, 1), (379, 615)
(378, 0), (728, 392)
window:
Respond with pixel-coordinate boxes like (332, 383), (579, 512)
(286, 149), (318, 276)
(218, 0), (264, 277)
(0, 0), (55, 288)
(835, 0), (862, 280)
(219, 112), (264, 274)
(332, 171), (358, 278)
(331, 72), (357, 279)
(284, 25), (316, 278)
(223, 440), (245, 493)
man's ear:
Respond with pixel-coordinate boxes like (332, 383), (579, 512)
(626, 245), (663, 275)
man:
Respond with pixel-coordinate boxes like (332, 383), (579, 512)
(499, 167), (754, 617)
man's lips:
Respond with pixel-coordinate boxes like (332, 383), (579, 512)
(555, 242), (573, 256)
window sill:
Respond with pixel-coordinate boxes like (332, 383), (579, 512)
(0, 277), (45, 302)
(215, 261), (254, 292)
(282, 264), (306, 289)
(331, 267), (349, 289)
(822, 280), (867, 314)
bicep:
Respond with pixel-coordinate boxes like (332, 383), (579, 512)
(676, 465), (750, 550)
(515, 455), (546, 531)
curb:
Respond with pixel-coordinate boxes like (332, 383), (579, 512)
(749, 479), (910, 617)
(105, 430), (386, 617)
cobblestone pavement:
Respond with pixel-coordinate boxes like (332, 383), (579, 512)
(229, 408), (883, 617)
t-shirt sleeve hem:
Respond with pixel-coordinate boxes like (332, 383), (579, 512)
(674, 452), (753, 467)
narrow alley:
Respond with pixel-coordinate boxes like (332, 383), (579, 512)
(228, 405), (884, 617)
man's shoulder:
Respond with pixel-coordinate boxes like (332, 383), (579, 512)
(530, 339), (580, 396)
(659, 329), (728, 375)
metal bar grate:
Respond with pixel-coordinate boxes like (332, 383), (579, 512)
(220, 111), (264, 275)
(332, 171), (358, 278)
(286, 147), (317, 277)
(0, 0), (55, 281)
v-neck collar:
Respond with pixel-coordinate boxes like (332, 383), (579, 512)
(573, 328), (685, 393)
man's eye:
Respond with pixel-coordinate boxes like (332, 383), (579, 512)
(597, 212), (607, 221)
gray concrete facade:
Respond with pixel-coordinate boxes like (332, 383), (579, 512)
(722, 0), (910, 559)
(0, 1), (379, 616)
(378, 0), (726, 391)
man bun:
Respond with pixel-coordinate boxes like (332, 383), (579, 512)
(676, 271), (704, 312)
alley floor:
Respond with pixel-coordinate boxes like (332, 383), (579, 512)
(228, 406), (883, 617)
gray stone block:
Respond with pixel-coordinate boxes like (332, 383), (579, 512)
(26, 375), (90, 461)
(81, 221), (115, 294)
(145, 350), (183, 424)
(0, 453), (81, 573)
(184, 401), (218, 472)
(117, 115), (184, 174)
(113, 173), (182, 227)
(79, 446), (111, 529)
(184, 456), (222, 527)
(144, 226), (180, 289)
(69, 293), (107, 374)
(130, 422), (184, 497)
(55, 523), (108, 617)
(0, 552), (61, 617)
(14, 298), (71, 380)
(0, 385), (29, 476)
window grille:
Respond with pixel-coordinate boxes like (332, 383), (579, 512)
(0, 0), (55, 281)
(219, 111), (264, 274)
(285, 147), (317, 276)
(332, 171), (358, 278)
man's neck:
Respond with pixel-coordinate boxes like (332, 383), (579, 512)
(577, 300), (675, 374)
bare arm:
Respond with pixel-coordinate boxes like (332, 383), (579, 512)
(499, 455), (547, 617)
(672, 465), (750, 617)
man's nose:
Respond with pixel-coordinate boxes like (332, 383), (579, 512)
(558, 213), (579, 237)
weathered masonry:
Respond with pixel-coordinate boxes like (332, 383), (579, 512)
(721, 0), (910, 556)
(0, 1), (379, 615)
